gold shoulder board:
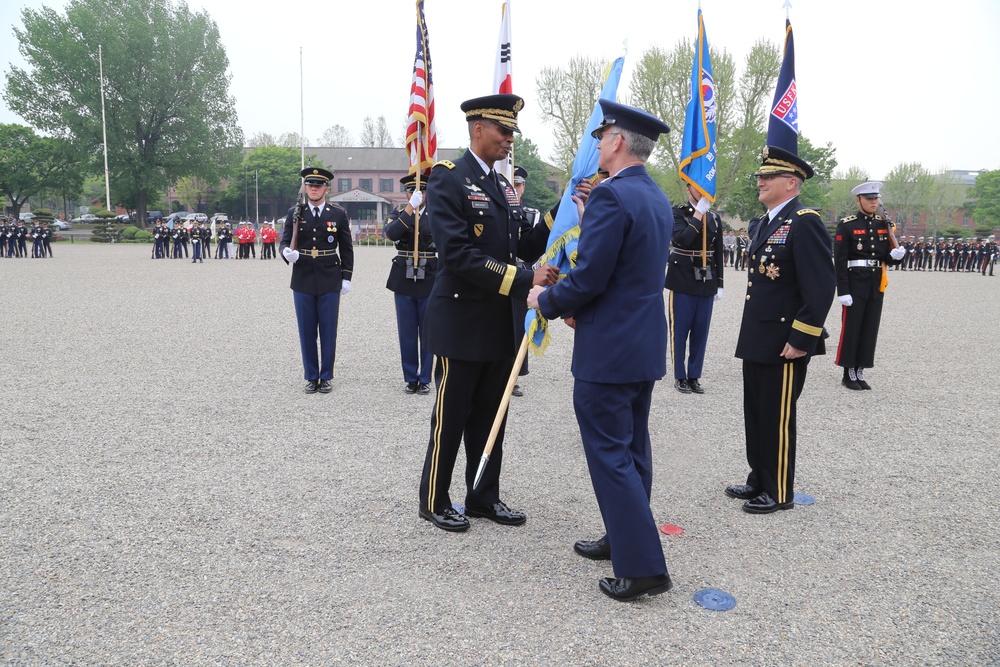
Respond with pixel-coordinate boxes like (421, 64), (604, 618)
(797, 209), (820, 217)
(434, 160), (456, 170)
(842, 214), (857, 222)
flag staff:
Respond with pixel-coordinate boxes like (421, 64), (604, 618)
(98, 45), (111, 211)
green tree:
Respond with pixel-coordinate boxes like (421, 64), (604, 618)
(924, 172), (966, 241)
(883, 162), (933, 237)
(4, 0), (244, 228)
(512, 136), (559, 213)
(830, 166), (873, 220)
(0, 124), (85, 219)
(175, 176), (216, 213)
(967, 169), (1000, 227)
(797, 137), (838, 212)
(215, 145), (324, 220)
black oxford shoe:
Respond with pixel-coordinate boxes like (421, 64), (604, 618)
(842, 378), (864, 391)
(511, 384), (523, 397)
(404, 381), (418, 394)
(304, 380), (319, 394)
(419, 506), (470, 532)
(574, 538), (611, 560)
(724, 484), (760, 500)
(318, 379), (332, 394)
(675, 379), (692, 394)
(599, 574), (673, 602)
(858, 379), (872, 390)
(417, 382), (431, 395)
(742, 491), (794, 514)
(687, 378), (705, 394)
(464, 500), (526, 526)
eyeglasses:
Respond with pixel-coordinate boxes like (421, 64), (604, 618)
(599, 130), (621, 143)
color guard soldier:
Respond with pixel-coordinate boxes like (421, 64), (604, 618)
(528, 100), (674, 601)
(152, 220), (166, 259)
(280, 167), (354, 394)
(15, 220), (28, 257)
(384, 172), (436, 395)
(216, 222), (232, 259)
(190, 222), (205, 263)
(260, 221), (278, 259)
(3, 218), (15, 257)
(666, 183), (725, 394)
(726, 145), (835, 514)
(171, 223), (187, 259)
(199, 221), (212, 259)
(734, 227), (749, 271)
(834, 181), (905, 390)
(417, 94), (556, 533)
(41, 222), (53, 257)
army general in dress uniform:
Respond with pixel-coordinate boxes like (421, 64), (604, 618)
(529, 100), (674, 602)
(725, 146), (835, 514)
(417, 94), (557, 533)
(833, 181), (905, 390)
(280, 167), (354, 394)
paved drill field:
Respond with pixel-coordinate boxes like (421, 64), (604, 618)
(1, 244), (997, 665)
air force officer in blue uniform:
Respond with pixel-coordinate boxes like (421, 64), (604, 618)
(528, 101), (673, 602)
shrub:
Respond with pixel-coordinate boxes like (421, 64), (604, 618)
(121, 225), (139, 240)
(135, 230), (152, 242)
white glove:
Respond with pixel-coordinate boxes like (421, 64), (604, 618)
(408, 190), (424, 210)
(889, 247), (906, 260)
(282, 247), (299, 263)
(838, 294), (853, 307)
(714, 287), (724, 302)
(341, 280), (352, 295)
(694, 197), (711, 215)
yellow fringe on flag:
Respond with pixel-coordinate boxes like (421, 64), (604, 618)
(527, 225), (581, 355)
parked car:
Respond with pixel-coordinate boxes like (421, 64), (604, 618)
(146, 210), (164, 223)
(51, 220), (73, 230)
(164, 212), (185, 228)
(19, 212), (35, 222)
(193, 213), (208, 223)
(115, 213), (137, 224)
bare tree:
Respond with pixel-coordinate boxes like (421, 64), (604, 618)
(320, 124), (353, 147)
(277, 132), (309, 148)
(536, 55), (607, 175)
(360, 115), (396, 148)
(924, 170), (966, 240)
(247, 132), (277, 148)
(830, 166), (874, 220)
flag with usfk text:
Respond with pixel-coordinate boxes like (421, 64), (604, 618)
(768, 18), (799, 154)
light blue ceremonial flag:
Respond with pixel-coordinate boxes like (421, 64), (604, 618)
(678, 8), (717, 201)
(525, 56), (625, 354)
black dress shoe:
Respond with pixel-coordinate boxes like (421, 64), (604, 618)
(464, 500), (526, 526)
(842, 379), (864, 391)
(419, 506), (470, 532)
(318, 379), (332, 394)
(417, 382), (431, 395)
(303, 380), (319, 394)
(574, 538), (611, 560)
(675, 379), (692, 394)
(687, 378), (705, 394)
(404, 381), (418, 394)
(858, 379), (871, 390)
(742, 491), (794, 514)
(724, 484), (761, 500)
(511, 384), (523, 397)
(599, 574), (673, 601)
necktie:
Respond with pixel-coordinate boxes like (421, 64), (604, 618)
(313, 207), (320, 219)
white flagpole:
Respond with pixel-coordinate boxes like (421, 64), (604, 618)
(300, 47), (305, 170)
(98, 45), (111, 211)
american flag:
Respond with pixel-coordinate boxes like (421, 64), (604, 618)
(405, 0), (437, 174)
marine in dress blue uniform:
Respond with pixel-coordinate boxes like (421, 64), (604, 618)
(529, 100), (674, 602)
(384, 171), (436, 395)
(279, 167), (354, 394)
(833, 181), (905, 390)
(665, 184), (725, 394)
(725, 146), (835, 514)
(417, 94), (556, 533)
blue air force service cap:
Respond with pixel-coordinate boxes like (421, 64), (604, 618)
(461, 94), (524, 133)
(591, 100), (670, 141)
(851, 181), (884, 197)
(301, 166), (334, 185)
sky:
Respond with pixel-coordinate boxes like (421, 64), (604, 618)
(2, 0), (1000, 180)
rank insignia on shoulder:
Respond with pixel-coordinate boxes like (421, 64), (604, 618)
(797, 209), (820, 217)
(434, 160), (456, 170)
(842, 214), (857, 222)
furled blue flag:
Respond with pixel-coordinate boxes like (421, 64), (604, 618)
(525, 56), (625, 354)
(767, 19), (799, 152)
(678, 8), (717, 201)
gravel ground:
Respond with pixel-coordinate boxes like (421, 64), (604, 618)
(1, 244), (998, 665)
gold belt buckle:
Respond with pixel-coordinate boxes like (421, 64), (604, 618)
(311, 248), (318, 259)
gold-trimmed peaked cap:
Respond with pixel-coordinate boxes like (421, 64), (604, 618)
(753, 145), (814, 180)
(461, 93), (524, 133)
(399, 170), (431, 193)
(301, 166), (334, 185)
